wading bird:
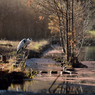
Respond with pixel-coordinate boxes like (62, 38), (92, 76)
(17, 38), (32, 54)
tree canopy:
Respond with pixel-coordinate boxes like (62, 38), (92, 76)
(31, 0), (95, 66)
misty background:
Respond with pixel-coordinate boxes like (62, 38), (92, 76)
(0, 0), (51, 40)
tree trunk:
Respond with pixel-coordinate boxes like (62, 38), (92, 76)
(66, 0), (71, 61)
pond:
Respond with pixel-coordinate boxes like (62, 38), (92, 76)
(79, 46), (95, 61)
(7, 77), (95, 94)
(8, 79), (52, 93)
(84, 46), (95, 61)
(2, 46), (95, 94)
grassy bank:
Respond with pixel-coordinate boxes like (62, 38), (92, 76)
(0, 39), (49, 78)
(88, 30), (95, 36)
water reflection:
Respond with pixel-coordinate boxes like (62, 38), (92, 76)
(79, 46), (95, 61)
(8, 76), (84, 94)
(8, 80), (38, 92)
(7, 46), (95, 94)
(7, 71), (95, 94)
(85, 46), (95, 61)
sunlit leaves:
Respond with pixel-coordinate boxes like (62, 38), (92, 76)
(79, 17), (83, 21)
(27, 0), (31, 7)
(68, 32), (72, 36)
(38, 16), (44, 20)
(69, 40), (73, 47)
(48, 15), (59, 34)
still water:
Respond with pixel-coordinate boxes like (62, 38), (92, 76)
(8, 46), (95, 94)
(8, 80), (53, 93)
(84, 46), (95, 61)
(8, 78), (85, 94)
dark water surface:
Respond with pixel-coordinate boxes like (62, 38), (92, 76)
(2, 46), (95, 94)
(7, 78), (95, 94)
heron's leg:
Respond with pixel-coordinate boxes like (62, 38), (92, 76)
(22, 51), (25, 60)
(22, 50), (27, 61)
(26, 48), (29, 55)
(21, 49), (29, 61)
(24, 49), (30, 61)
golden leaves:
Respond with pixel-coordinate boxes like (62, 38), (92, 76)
(93, 0), (95, 6)
(68, 32), (72, 36)
(27, 0), (31, 7)
(39, 16), (44, 20)
(79, 17), (83, 21)
(69, 40), (73, 47)
(73, 27), (76, 32)
(74, 33), (76, 37)
(48, 15), (59, 34)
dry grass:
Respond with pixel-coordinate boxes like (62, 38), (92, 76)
(0, 40), (19, 48)
(0, 39), (49, 57)
(0, 39), (49, 52)
(28, 39), (49, 51)
(0, 39), (49, 71)
(0, 39), (49, 79)
(89, 30), (95, 36)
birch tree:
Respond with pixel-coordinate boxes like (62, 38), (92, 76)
(31, 0), (92, 67)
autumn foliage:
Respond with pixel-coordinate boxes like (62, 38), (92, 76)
(30, 0), (95, 65)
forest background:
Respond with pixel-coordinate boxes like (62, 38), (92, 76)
(0, 0), (51, 40)
(0, 0), (95, 41)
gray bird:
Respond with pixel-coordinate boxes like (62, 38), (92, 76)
(17, 38), (32, 54)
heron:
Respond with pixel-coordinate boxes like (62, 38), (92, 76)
(17, 38), (32, 54)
